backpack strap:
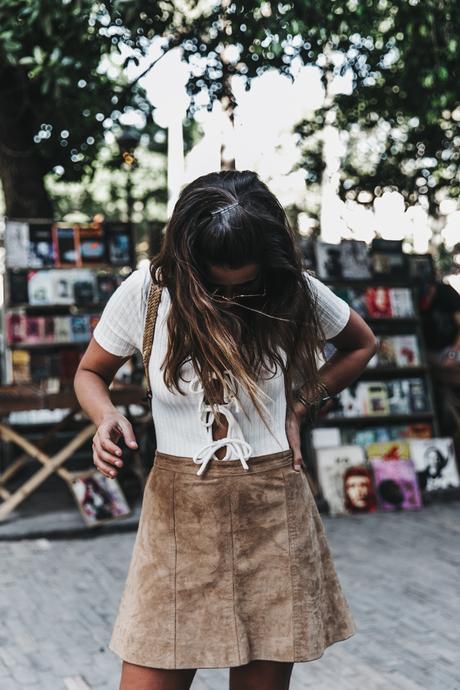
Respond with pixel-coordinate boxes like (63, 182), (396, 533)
(142, 280), (162, 401)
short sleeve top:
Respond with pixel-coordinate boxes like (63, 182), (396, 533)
(93, 263), (350, 473)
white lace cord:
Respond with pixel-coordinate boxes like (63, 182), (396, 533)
(192, 438), (253, 476)
(188, 371), (253, 475)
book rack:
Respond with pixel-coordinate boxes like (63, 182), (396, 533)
(1, 218), (135, 389)
(302, 240), (445, 508)
(0, 218), (143, 525)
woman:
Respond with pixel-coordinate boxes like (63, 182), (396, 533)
(74, 170), (377, 690)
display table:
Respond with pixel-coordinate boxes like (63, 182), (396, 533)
(0, 383), (151, 521)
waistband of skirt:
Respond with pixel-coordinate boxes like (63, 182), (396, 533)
(153, 449), (294, 476)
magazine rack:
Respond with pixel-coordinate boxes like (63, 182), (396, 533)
(0, 383), (149, 522)
(302, 240), (443, 504)
(0, 217), (152, 523)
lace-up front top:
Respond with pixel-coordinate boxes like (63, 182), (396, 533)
(188, 370), (253, 475)
(93, 262), (351, 474)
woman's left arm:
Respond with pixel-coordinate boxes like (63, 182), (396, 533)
(315, 308), (378, 396)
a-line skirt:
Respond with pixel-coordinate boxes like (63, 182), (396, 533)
(109, 448), (357, 670)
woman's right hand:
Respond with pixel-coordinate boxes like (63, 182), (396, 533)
(92, 412), (138, 479)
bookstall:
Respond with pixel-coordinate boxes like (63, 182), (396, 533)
(303, 238), (460, 516)
(0, 218), (151, 527)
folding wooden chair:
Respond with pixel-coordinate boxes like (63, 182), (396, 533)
(0, 383), (150, 522)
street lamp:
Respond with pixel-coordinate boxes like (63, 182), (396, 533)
(116, 126), (141, 228)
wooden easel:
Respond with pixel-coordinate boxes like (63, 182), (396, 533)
(0, 383), (152, 522)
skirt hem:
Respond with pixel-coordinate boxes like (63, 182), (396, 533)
(108, 625), (358, 670)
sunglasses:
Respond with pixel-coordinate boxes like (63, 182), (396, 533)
(203, 272), (267, 302)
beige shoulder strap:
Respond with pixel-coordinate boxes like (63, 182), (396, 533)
(142, 280), (162, 400)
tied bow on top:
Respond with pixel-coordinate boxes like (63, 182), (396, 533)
(188, 370), (253, 476)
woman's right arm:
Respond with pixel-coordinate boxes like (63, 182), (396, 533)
(74, 338), (139, 479)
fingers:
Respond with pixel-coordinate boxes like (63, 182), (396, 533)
(117, 419), (138, 450)
(92, 438), (122, 478)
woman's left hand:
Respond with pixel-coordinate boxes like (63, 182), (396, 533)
(285, 402), (307, 472)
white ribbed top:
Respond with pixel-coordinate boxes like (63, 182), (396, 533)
(93, 263), (350, 474)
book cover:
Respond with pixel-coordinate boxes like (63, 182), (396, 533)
(347, 288), (368, 317)
(27, 270), (56, 305)
(370, 458), (422, 510)
(377, 336), (398, 367)
(88, 314), (100, 334)
(28, 223), (55, 267)
(366, 287), (392, 318)
(12, 350), (31, 383)
(330, 384), (365, 418)
(6, 313), (27, 344)
(52, 269), (75, 304)
(370, 239), (407, 278)
(43, 316), (55, 343)
(52, 225), (81, 267)
(54, 316), (72, 342)
(311, 427), (342, 449)
(343, 465), (377, 513)
(386, 379), (412, 415)
(371, 252), (407, 278)
(70, 315), (90, 343)
(316, 445), (368, 515)
(402, 423), (433, 439)
(70, 470), (131, 527)
(5, 221), (29, 268)
(390, 288), (415, 317)
(340, 239), (372, 280)
(362, 381), (391, 416)
(408, 378), (429, 413)
(77, 223), (106, 265)
(394, 335), (420, 367)
(25, 316), (45, 344)
(366, 440), (411, 461)
(73, 272), (97, 305)
(350, 427), (393, 446)
(409, 438), (460, 491)
(314, 241), (343, 280)
(96, 273), (119, 304)
(105, 223), (132, 266)
(8, 271), (29, 305)
(408, 253), (435, 283)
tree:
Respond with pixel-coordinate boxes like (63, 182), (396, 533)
(291, 1), (460, 214)
(1, 1), (458, 218)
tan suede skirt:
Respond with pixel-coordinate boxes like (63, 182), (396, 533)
(108, 448), (357, 669)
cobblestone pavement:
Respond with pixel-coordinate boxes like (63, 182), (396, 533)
(1, 502), (459, 690)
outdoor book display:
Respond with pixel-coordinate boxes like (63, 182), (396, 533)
(0, 218), (145, 527)
(306, 238), (460, 515)
(2, 218), (134, 389)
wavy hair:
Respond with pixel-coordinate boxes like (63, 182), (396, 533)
(150, 170), (328, 432)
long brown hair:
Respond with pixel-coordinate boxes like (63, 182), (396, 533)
(150, 170), (328, 432)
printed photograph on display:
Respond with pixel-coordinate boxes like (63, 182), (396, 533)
(316, 445), (367, 516)
(343, 466), (377, 514)
(366, 440), (411, 461)
(314, 241), (344, 280)
(70, 470), (131, 527)
(370, 458), (422, 511)
(409, 438), (460, 492)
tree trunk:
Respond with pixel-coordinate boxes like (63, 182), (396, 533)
(0, 65), (53, 219)
(0, 147), (53, 219)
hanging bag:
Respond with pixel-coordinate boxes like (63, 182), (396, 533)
(141, 279), (162, 402)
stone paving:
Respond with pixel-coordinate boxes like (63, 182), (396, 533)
(1, 502), (459, 690)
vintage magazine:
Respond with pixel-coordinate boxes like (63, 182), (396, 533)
(409, 438), (460, 492)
